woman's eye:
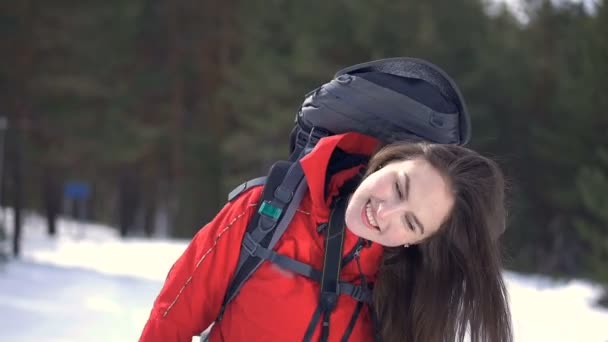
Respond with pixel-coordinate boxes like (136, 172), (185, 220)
(407, 218), (415, 232)
(395, 182), (402, 199)
(402, 215), (415, 232)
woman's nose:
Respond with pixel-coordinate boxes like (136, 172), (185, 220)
(376, 201), (403, 221)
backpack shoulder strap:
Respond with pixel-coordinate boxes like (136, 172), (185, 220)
(227, 176), (267, 202)
(303, 196), (347, 342)
(218, 160), (308, 319)
(217, 127), (329, 321)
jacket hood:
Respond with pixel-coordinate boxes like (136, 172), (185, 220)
(299, 132), (384, 284)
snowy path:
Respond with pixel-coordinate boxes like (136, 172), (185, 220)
(0, 260), (162, 342)
(0, 211), (607, 341)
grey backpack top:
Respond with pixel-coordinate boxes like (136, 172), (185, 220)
(290, 57), (471, 157)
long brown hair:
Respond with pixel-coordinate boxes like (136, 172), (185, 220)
(367, 142), (512, 342)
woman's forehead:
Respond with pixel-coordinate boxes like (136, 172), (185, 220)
(387, 158), (451, 194)
(390, 157), (455, 231)
(386, 157), (429, 172)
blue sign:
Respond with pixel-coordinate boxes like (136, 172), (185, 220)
(64, 181), (91, 200)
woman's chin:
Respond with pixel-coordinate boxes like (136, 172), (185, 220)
(346, 224), (369, 239)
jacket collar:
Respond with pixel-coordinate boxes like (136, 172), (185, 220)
(299, 132), (380, 223)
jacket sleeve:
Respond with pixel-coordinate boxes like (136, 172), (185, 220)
(139, 187), (262, 342)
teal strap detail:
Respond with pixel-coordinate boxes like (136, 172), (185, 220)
(258, 201), (282, 220)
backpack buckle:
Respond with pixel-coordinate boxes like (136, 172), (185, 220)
(306, 127), (330, 148)
(350, 285), (362, 301)
(320, 292), (338, 312)
(258, 201), (282, 220)
(242, 233), (259, 257)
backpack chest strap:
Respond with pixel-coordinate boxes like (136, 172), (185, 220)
(242, 232), (373, 304)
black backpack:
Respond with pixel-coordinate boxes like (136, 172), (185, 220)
(214, 57), (471, 342)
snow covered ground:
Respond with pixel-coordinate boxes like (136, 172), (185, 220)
(0, 209), (607, 341)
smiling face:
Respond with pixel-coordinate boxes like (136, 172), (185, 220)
(344, 157), (455, 247)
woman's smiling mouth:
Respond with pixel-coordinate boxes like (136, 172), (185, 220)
(362, 200), (380, 231)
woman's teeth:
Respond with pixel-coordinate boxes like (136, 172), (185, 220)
(366, 202), (378, 227)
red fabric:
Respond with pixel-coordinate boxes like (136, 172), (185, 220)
(140, 132), (384, 342)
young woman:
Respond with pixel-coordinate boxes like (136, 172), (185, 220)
(140, 133), (512, 342)
(140, 57), (512, 342)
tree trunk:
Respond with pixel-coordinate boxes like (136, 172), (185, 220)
(195, 0), (236, 226)
(12, 126), (23, 257)
(43, 166), (60, 236)
(143, 191), (157, 237)
(11, 0), (34, 257)
(167, 0), (185, 236)
(118, 167), (139, 237)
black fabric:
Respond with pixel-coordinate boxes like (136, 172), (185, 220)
(338, 282), (372, 304)
(296, 77), (464, 147)
(317, 197), (348, 341)
(341, 301), (364, 342)
(332, 57), (471, 145)
(335, 57), (465, 116)
(303, 305), (323, 342)
(290, 126), (331, 162)
(341, 238), (368, 267)
(354, 71), (458, 114)
(324, 148), (369, 199)
(354, 249), (382, 342)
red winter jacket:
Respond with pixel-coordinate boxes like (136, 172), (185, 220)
(140, 132), (384, 342)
